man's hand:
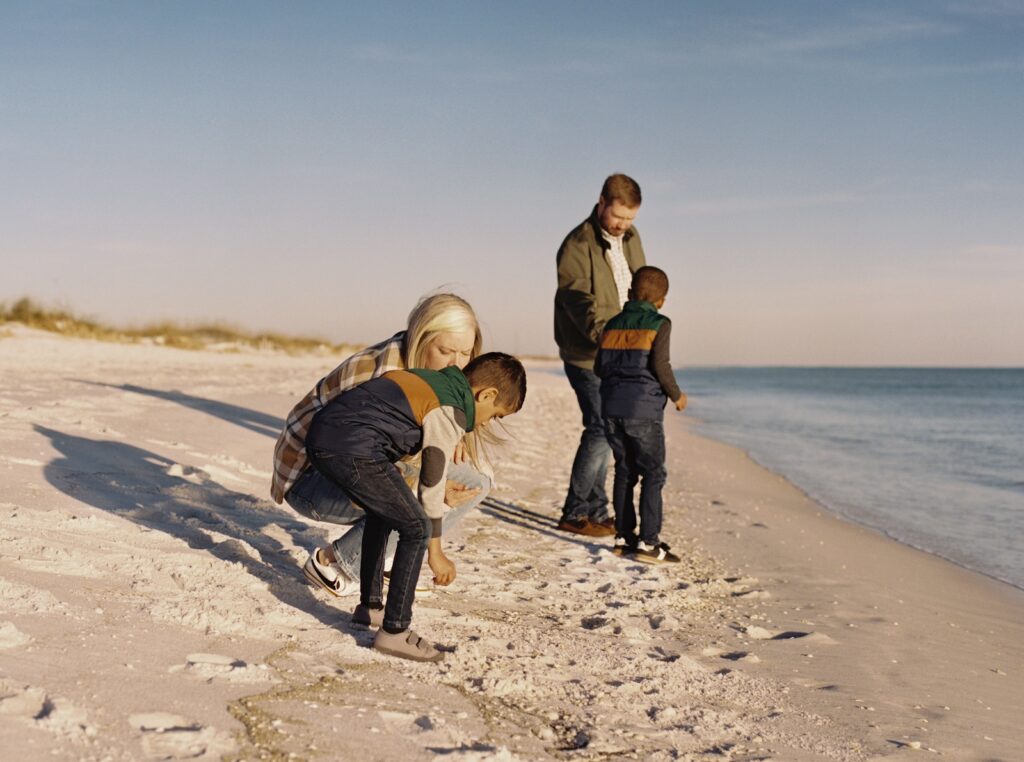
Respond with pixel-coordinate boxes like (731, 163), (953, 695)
(675, 393), (688, 412)
(445, 480), (481, 509)
(453, 440), (467, 464)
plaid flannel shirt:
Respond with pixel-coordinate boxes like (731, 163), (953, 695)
(270, 331), (406, 503)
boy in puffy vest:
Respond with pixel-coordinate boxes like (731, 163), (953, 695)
(305, 352), (527, 661)
(594, 266), (687, 563)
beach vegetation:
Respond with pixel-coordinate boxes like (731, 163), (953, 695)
(0, 297), (359, 356)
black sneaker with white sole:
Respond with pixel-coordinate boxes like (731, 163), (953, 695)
(634, 541), (681, 564)
(612, 535), (638, 556)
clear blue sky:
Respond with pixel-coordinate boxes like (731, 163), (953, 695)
(3, 1), (1022, 365)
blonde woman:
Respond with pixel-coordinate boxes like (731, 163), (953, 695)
(272, 293), (489, 596)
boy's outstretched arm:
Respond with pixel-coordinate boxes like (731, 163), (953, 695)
(650, 320), (686, 411)
(419, 406), (466, 585)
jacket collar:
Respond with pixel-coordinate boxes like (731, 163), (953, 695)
(623, 299), (658, 315)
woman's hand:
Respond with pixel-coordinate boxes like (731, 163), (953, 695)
(445, 480), (481, 509)
(453, 440), (467, 464)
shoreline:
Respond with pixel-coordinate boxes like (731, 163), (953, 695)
(684, 414), (1024, 595)
(1, 334), (1022, 760)
(661, 410), (1024, 759)
(539, 357), (1024, 595)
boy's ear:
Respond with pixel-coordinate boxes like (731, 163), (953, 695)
(475, 386), (499, 403)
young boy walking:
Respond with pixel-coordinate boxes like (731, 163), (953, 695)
(594, 266), (687, 564)
(305, 352), (526, 661)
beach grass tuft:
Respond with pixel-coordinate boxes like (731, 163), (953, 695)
(0, 297), (358, 355)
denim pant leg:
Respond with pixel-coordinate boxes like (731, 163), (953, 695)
(624, 419), (667, 545)
(286, 464), (367, 582)
(332, 461), (491, 578)
(285, 466), (367, 525)
(330, 517), (368, 582)
(605, 418), (640, 541)
(562, 362), (611, 522)
(308, 452), (429, 632)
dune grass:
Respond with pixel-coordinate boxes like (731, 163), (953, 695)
(0, 297), (357, 355)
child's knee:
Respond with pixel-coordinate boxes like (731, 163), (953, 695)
(398, 514), (431, 542)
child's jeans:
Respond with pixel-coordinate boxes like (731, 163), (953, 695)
(286, 461), (489, 581)
(306, 449), (429, 632)
(604, 417), (667, 546)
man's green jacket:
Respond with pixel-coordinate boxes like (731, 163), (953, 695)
(554, 206), (646, 370)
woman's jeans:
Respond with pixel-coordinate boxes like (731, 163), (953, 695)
(604, 417), (667, 546)
(285, 459), (490, 582)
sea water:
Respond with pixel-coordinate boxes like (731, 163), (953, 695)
(678, 368), (1024, 590)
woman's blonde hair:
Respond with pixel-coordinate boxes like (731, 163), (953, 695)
(403, 292), (483, 370)
(403, 292), (511, 475)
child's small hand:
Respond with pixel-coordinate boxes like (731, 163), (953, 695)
(429, 552), (456, 586)
(675, 393), (688, 412)
(445, 480), (481, 509)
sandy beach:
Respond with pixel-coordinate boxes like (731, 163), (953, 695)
(1, 326), (1022, 761)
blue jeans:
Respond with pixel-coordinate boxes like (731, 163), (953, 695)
(605, 417), (667, 546)
(285, 460), (490, 582)
(305, 449), (427, 632)
(562, 362), (611, 522)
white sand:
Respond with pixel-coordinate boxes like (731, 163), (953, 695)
(1, 326), (1022, 760)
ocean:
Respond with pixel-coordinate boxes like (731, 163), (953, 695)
(678, 368), (1024, 590)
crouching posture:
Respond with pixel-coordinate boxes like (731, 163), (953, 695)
(304, 352), (526, 662)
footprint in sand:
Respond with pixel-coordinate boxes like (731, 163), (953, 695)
(647, 613), (680, 631)
(167, 653), (273, 683)
(0, 680), (97, 741)
(0, 621), (32, 649)
(648, 646), (681, 663)
(720, 651), (761, 663)
(739, 625), (837, 644)
(0, 679), (49, 719)
(129, 712), (236, 759)
(731, 589), (771, 600)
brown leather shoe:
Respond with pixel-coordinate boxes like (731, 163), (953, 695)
(557, 518), (613, 537)
(593, 517), (617, 534)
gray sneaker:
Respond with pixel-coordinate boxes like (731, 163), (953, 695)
(352, 603), (384, 629)
(373, 629), (444, 663)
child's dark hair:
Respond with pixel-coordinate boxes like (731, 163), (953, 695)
(631, 266), (669, 303)
(464, 352), (527, 413)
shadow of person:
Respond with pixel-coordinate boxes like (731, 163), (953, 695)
(479, 497), (604, 554)
(74, 381), (284, 438)
(35, 424), (365, 637)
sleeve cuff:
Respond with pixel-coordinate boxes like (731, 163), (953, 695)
(430, 518), (443, 539)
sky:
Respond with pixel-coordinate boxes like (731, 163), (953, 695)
(2, 1), (1022, 366)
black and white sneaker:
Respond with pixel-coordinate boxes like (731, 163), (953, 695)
(634, 541), (681, 564)
(612, 536), (638, 556)
(302, 547), (357, 597)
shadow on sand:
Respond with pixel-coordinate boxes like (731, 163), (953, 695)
(36, 424), (363, 637)
(479, 497), (605, 554)
(76, 381), (284, 438)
